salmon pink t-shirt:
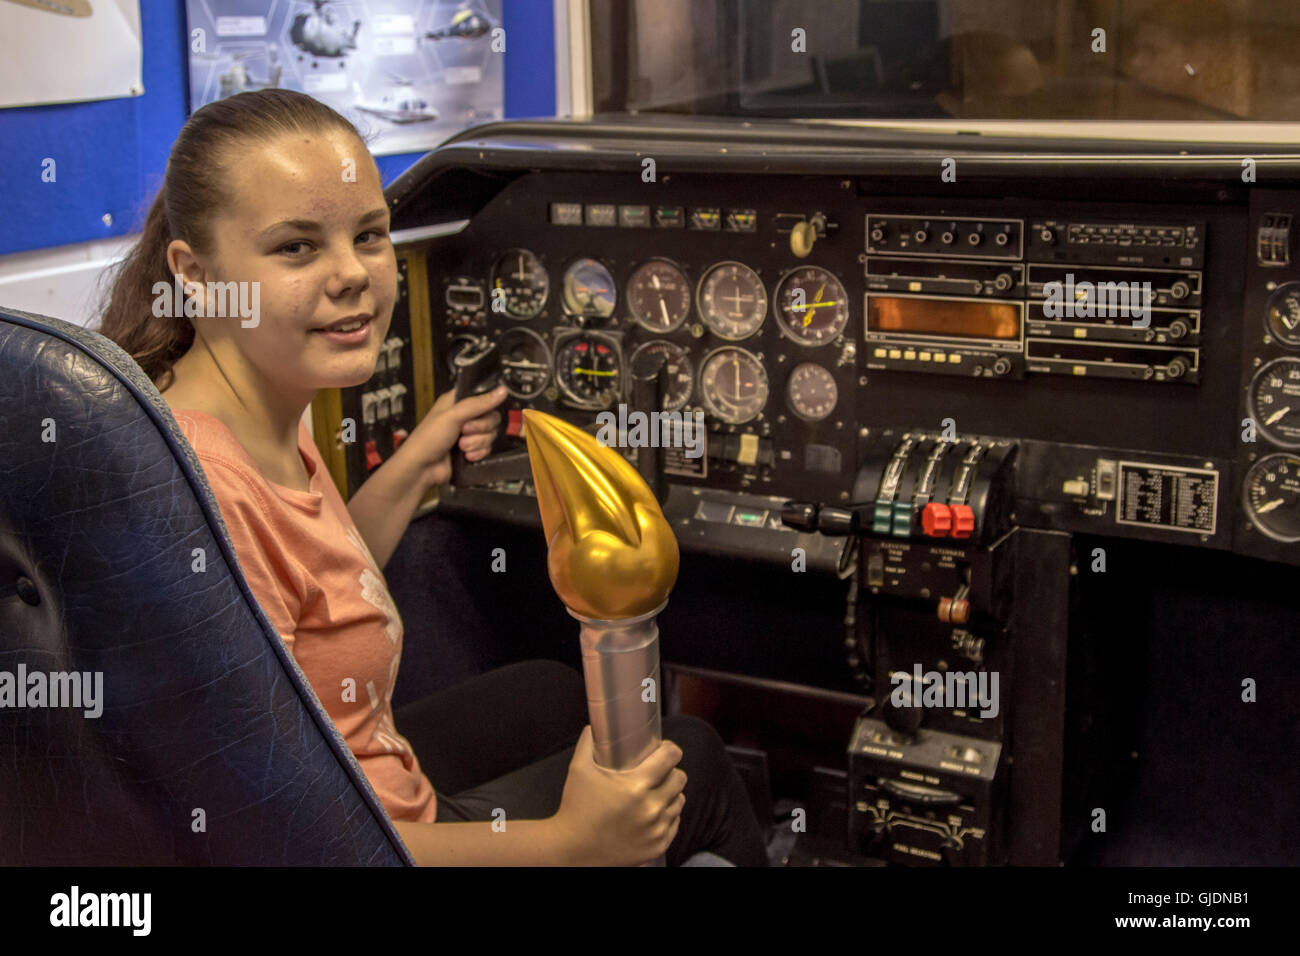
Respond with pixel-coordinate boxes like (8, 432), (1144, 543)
(172, 408), (438, 823)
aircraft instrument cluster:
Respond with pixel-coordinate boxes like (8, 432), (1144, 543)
(330, 121), (1300, 574)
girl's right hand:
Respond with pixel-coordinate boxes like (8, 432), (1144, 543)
(551, 726), (687, 866)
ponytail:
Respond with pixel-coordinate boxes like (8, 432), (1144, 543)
(97, 189), (192, 391)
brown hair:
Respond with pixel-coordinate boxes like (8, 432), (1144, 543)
(96, 89), (373, 392)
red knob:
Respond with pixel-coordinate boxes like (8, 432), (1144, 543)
(365, 439), (383, 472)
(950, 504), (975, 539)
(921, 502), (952, 537)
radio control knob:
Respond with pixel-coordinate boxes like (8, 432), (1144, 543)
(870, 226), (886, 243)
(1165, 356), (1189, 379)
(914, 229), (929, 243)
(1039, 228), (1055, 244)
(940, 230), (955, 244)
(1167, 318), (1189, 340)
(967, 232), (983, 246)
(1170, 280), (1191, 300)
(993, 272), (1014, 292)
(992, 356), (1012, 376)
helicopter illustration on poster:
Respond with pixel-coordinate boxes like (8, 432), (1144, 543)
(352, 74), (439, 125)
(181, 0), (504, 154)
(218, 48), (283, 97)
(425, 5), (496, 42)
(290, 0), (361, 60)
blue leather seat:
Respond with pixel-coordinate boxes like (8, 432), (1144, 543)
(0, 306), (413, 865)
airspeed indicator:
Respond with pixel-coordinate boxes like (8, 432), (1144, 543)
(628, 260), (691, 333)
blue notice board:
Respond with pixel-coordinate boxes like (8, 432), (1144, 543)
(0, 0), (556, 257)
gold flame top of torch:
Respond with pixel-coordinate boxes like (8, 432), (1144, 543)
(521, 409), (679, 620)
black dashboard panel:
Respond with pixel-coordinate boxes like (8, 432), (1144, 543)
(368, 117), (1300, 569)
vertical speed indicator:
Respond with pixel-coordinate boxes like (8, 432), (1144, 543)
(629, 340), (694, 410)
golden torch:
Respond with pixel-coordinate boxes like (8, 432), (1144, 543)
(521, 410), (679, 777)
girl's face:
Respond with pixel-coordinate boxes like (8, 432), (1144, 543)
(199, 128), (397, 396)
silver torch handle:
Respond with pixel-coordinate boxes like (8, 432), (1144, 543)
(570, 601), (667, 866)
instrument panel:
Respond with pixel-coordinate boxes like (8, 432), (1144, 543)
(432, 189), (864, 506)
(326, 120), (1300, 869)
(430, 174), (1239, 540)
(322, 120), (1300, 570)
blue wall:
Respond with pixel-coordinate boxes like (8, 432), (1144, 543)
(0, 0), (555, 256)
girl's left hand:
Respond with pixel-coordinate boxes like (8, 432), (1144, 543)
(408, 385), (509, 487)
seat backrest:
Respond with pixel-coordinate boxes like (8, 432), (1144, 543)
(0, 306), (414, 865)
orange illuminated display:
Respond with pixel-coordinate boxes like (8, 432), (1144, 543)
(870, 297), (1020, 340)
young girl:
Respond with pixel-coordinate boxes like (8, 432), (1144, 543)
(97, 89), (768, 867)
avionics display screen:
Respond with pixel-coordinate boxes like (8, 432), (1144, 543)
(867, 296), (1022, 341)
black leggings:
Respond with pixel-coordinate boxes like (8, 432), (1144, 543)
(392, 660), (769, 867)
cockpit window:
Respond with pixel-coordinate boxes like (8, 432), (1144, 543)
(591, 0), (1300, 121)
